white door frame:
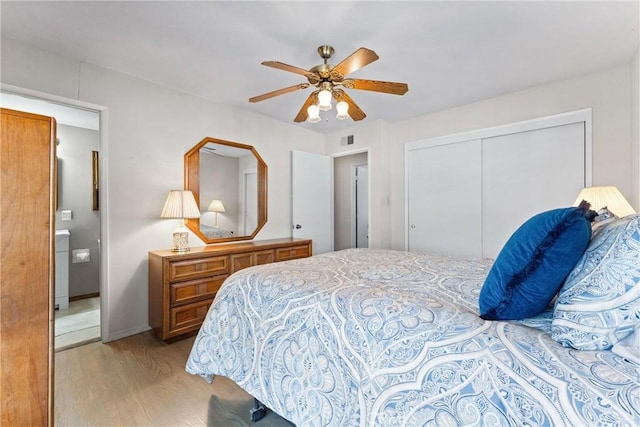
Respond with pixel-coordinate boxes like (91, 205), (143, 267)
(331, 148), (371, 248)
(1, 83), (110, 342)
(351, 163), (369, 248)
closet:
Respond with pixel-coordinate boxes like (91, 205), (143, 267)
(406, 109), (590, 259)
(1, 108), (56, 425)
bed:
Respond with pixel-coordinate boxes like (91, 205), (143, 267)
(186, 210), (640, 426)
(200, 224), (234, 239)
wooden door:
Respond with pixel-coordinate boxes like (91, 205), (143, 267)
(1, 108), (56, 426)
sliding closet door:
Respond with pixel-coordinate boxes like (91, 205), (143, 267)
(407, 139), (482, 257)
(482, 122), (585, 258)
(405, 109), (590, 259)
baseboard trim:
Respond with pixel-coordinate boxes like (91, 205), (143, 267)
(104, 325), (151, 343)
(70, 292), (100, 302)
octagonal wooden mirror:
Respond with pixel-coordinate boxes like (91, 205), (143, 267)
(184, 137), (267, 244)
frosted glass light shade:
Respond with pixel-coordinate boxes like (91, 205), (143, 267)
(307, 104), (321, 123)
(573, 186), (636, 217)
(207, 199), (226, 213)
(336, 101), (349, 120)
(318, 89), (332, 111)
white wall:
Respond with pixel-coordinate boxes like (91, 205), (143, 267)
(324, 64), (637, 252)
(1, 38), (325, 341)
(388, 65), (634, 250)
(3, 37), (638, 340)
(325, 65), (635, 251)
(325, 120), (392, 249)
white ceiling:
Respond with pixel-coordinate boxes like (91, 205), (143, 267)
(1, 1), (638, 134)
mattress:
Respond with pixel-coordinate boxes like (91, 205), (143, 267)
(186, 249), (639, 426)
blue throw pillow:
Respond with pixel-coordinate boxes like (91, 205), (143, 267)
(479, 203), (594, 320)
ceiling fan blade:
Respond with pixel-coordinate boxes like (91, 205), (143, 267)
(332, 47), (379, 77)
(347, 79), (409, 95)
(249, 83), (309, 103)
(262, 61), (313, 77)
(334, 90), (366, 121)
(294, 91), (318, 123)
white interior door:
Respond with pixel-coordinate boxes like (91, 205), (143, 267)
(292, 150), (333, 254)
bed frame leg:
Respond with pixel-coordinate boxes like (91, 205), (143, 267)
(250, 398), (267, 422)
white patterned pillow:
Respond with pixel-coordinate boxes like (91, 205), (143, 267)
(592, 207), (618, 230)
(551, 214), (640, 350)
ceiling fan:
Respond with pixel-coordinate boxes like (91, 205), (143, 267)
(249, 45), (409, 123)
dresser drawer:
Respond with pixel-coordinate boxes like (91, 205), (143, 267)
(275, 245), (311, 261)
(170, 275), (227, 306)
(230, 249), (274, 273)
(150, 238), (311, 342)
(170, 299), (213, 335)
(169, 256), (229, 281)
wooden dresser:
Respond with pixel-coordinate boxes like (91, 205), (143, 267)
(148, 238), (312, 341)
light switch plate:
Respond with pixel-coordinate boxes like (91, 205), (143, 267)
(61, 210), (72, 221)
(72, 249), (90, 263)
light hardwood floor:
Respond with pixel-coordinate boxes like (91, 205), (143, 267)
(54, 331), (292, 426)
(55, 297), (101, 351)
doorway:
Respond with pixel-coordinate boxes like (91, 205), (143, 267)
(0, 91), (104, 350)
(292, 150), (369, 253)
(334, 152), (369, 251)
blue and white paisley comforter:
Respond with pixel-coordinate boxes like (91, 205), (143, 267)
(186, 249), (640, 426)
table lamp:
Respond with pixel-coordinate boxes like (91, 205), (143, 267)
(573, 186), (636, 217)
(207, 199), (225, 227)
(161, 190), (201, 252)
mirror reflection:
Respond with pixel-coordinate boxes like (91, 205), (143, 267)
(184, 137), (267, 244)
(198, 143), (257, 238)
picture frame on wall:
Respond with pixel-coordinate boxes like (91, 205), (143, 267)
(92, 150), (99, 210)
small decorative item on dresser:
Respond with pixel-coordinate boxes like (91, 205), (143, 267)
(160, 190), (201, 252)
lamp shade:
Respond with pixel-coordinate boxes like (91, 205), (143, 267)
(573, 186), (636, 217)
(160, 190), (201, 219)
(207, 199), (226, 213)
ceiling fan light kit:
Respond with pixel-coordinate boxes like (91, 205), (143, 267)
(249, 45), (409, 124)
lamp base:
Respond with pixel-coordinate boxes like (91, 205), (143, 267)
(171, 222), (190, 252)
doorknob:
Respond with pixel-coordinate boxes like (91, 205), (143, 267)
(294, 224), (302, 229)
